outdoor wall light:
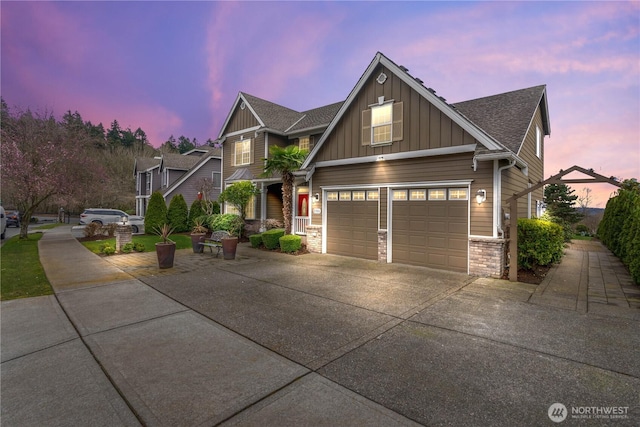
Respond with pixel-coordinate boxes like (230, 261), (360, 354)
(121, 216), (128, 225)
(314, 193), (320, 202)
(476, 189), (487, 205)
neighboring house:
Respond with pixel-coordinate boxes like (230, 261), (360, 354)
(216, 52), (549, 277)
(133, 147), (222, 216)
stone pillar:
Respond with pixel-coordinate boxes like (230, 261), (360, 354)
(378, 230), (388, 263)
(469, 237), (506, 278)
(115, 224), (133, 253)
(305, 225), (322, 253)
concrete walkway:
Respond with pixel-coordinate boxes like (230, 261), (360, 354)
(2, 227), (639, 426)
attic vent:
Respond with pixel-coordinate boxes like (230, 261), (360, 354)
(240, 101), (246, 110)
(399, 65), (409, 72)
(376, 72), (387, 85)
(415, 77), (424, 84)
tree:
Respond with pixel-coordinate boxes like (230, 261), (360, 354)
(106, 119), (122, 147)
(144, 192), (167, 233)
(160, 135), (178, 153)
(544, 183), (583, 224)
(218, 181), (260, 222)
(262, 145), (308, 235)
(188, 199), (206, 229)
(1, 107), (102, 238)
(177, 136), (195, 154)
(167, 194), (189, 232)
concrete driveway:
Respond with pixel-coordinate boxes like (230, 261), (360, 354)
(2, 227), (638, 426)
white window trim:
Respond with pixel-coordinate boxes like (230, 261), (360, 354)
(371, 102), (393, 146)
(234, 139), (251, 166)
(536, 126), (541, 158)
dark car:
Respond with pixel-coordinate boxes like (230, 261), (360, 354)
(6, 211), (20, 228)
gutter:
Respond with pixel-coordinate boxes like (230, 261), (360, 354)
(473, 151), (528, 176)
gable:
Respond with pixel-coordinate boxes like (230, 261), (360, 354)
(310, 63), (480, 164)
(225, 100), (261, 134)
(303, 52), (506, 169)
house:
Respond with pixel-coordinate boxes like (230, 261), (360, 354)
(215, 92), (342, 228)
(133, 146), (222, 216)
(217, 52), (550, 277)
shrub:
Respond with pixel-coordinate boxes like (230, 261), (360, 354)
(145, 191), (167, 234)
(167, 194), (189, 232)
(83, 222), (102, 238)
(188, 199), (206, 229)
(517, 218), (564, 270)
(279, 235), (302, 253)
(121, 242), (134, 253)
(575, 224), (590, 235)
(104, 223), (118, 237)
(262, 229), (285, 250)
(133, 242), (145, 252)
(100, 242), (116, 255)
(249, 233), (263, 248)
(264, 218), (284, 230)
(209, 213), (244, 236)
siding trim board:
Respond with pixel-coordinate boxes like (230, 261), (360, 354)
(315, 144), (477, 168)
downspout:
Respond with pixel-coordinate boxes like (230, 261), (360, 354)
(496, 159), (517, 237)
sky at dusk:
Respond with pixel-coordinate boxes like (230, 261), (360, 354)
(2, 1), (639, 208)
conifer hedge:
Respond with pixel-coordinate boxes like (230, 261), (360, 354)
(144, 192), (167, 233)
(167, 194), (189, 232)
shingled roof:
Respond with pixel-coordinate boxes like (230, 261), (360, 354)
(287, 101), (344, 133)
(240, 93), (303, 133)
(133, 157), (160, 173)
(453, 85), (549, 155)
(161, 153), (201, 170)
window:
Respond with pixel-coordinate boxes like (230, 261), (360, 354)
(212, 171), (221, 189)
(392, 190), (407, 201)
(163, 169), (169, 187)
(145, 172), (152, 193)
(362, 101), (403, 145)
(371, 103), (392, 145)
(298, 136), (310, 151)
(225, 196), (256, 219)
(352, 191), (366, 201)
(339, 191), (351, 201)
(326, 191), (338, 201)
(234, 139), (251, 166)
(428, 189), (446, 200)
(410, 189), (426, 200)
(536, 126), (541, 158)
(449, 188), (468, 200)
(367, 190), (379, 201)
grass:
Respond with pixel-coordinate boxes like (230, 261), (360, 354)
(1, 233), (54, 301)
(571, 234), (594, 241)
(81, 234), (192, 254)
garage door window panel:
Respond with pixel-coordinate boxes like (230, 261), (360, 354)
(448, 188), (468, 200)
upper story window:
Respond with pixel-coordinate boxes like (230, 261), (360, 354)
(536, 126), (542, 158)
(299, 136), (310, 151)
(162, 169), (169, 187)
(212, 171), (221, 189)
(234, 139), (252, 166)
(146, 172), (152, 193)
(371, 104), (392, 145)
(362, 98), (403, 146)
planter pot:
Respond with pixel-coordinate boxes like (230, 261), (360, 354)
(221, 237), (238, 260)
(190, 233), (206, 253)
(156, 242), (176, 269)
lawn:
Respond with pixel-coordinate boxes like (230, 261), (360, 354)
(1, 233), (54, 301)
(81, 234), (192, 254)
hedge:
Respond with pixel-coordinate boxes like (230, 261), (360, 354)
(167, 194), (189, 232)
(262, 229), (285, 250)
(598, 187), (640, 284)
(517, 218), (564, 270)
(279, 235), (302, 253)
(249, 233), (263, 248)
(144, 191), (167, 233)
(208, 214), (244, 236)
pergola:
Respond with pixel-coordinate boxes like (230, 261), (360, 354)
(505, 165), (622, 282)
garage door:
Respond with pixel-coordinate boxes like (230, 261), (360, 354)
(392, 188), (468, 272)
(326, 190), (378, 260)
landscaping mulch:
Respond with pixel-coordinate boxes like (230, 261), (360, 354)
(502, 265), (551, 285)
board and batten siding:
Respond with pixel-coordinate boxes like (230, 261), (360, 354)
(313, 64), (477, 163)
(310, 152), (495, 237)
(226, 102), (260, 134)
(501, 107), (546, 219)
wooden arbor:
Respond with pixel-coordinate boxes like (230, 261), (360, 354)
(504, 165), (622, 282)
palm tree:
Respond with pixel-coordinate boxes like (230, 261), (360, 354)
(263, 145), (308, 235)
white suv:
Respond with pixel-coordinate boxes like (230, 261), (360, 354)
(80, 209), (144, 233)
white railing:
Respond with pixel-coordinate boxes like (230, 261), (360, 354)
(294, 216), (310, 235)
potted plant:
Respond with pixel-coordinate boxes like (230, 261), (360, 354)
(190, 216), (208, 253)
(221, 215), (243, 260)
(154, 223), (176, 269)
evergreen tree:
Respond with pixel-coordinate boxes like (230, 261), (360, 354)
(177, 135), (195, 153)
(188, 199), (206, 229)
(544, 183), (583, 225)
(167, 194), (189, 232)
(145, 191), (168, 233)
